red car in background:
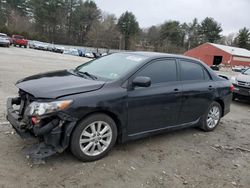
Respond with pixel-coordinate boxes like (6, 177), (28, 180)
(12, 35), (28, 48)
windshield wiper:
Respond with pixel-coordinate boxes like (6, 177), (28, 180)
(75, 70), (97, 80)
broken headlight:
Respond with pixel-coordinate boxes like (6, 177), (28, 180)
(29, 100), (73, 116)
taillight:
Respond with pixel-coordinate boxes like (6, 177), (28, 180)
(230, 84), (234, 92)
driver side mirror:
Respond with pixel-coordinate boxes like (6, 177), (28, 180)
(132, 76), (151, 88)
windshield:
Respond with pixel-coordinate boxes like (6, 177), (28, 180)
(243, 68), (250, 75)
(0, 34), (7, 38)
(76, 53), (147, 81)
(14, 35), (24, 39)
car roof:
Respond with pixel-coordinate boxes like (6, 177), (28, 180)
(117, 51), (220, 80)
(0, 33), (7, 36)
(121, 51), (199, 61)
(13, 35), (24, 37)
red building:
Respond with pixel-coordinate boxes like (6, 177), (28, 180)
(184, 43), (250, 67)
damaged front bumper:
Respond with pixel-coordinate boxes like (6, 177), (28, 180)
(6, 97), (77, 160)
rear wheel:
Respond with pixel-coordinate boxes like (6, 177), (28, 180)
(200, 101), (222, 132)
(70, 114), (117, 162)
(24, 45), (27, 48)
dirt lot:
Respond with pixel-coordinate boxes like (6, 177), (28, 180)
(0, 47), (250, 188)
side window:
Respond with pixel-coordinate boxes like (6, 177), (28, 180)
(204, 69), (211, 80)
(180, 60), (205, 81)
(137, 59), (177, 84)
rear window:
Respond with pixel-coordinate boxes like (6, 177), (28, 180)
(14, 35), (24, 39)
(0, 34), (7, 38)
(180, 60), (205, 81)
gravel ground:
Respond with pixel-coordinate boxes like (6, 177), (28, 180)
(0, 47), (250, 188)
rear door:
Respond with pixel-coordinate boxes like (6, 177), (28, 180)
(178, 59), (215, 124)
(127, 58), (182, 135)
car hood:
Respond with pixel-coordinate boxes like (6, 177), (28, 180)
(236, 74), (250, 82)
(16, 70), (106, 99)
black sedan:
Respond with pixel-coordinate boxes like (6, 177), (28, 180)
(6, 52), (233, 162)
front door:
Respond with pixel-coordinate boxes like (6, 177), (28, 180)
(127, 58), (182, 135)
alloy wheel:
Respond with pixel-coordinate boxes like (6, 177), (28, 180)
(207, 106), (220, 129)
(79, 121), (112, 156)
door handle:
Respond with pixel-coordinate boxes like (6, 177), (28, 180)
(208, 85), (213, 90)
(174, 88), (180, 93)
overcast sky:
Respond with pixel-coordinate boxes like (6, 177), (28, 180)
(94, 0), (250, 35)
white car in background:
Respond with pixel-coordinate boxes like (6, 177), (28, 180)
(0, 33), (10, 47)
(33, 41), (48, 50)
(28, 40), (39, 49)
(85, 52), (95, 58)
(63, 48), (79, 56)
(53, 45), (65, 53)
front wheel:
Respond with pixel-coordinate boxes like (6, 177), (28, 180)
(200, 101), (222, 132)
(70, 114), (117, 162)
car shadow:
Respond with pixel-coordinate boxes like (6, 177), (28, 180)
(40, 126), (202, 166)
(232, 99), (250, 106)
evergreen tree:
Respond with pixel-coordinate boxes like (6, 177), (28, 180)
(199, 17), (222, 43)
(236, 27), (250, 49)
(118, 11), (139, 50)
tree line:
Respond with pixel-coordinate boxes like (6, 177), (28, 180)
(0, 0), (249, 52)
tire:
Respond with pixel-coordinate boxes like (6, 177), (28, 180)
(200, 101), (222, 132)
(19, 45), (22, 47)
(70, 113), (117, 162)
(24, 45), (27, 48)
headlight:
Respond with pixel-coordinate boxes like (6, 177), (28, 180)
(29, 100), (73, 116)
(231, 77), (237, 84)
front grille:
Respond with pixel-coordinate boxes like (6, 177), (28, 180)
(237, 80), (250, 88)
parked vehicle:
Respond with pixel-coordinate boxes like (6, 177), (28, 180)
(232, 66), (246, 73)
(101, 52), (108, 57)
(12, 35), (28, 48)
(63, 48), (80, 56)
(28, 40), (34, 48)
(210, 65), (220, 71)
(231, 68), (250, 100)
(53, 45), (64, 53)
(0, 33), (10, 47)
(93, 52), (102, 58)
(85, 52), (95, 58)
(33, 41), (48, 50)
(47, 43), (55, 51)
(6, 52), (233, 162)
(77, 48), (86, 57)
(28, 40), (38, 49)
